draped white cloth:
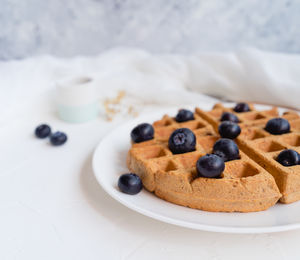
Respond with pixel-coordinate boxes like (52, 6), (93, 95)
(1, 47), (300, 124)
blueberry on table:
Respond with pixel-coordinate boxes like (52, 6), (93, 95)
(213, 138), (240, 162)
(118, 173), (143, 195)
(35, 124), (51, 138)
(168, 128), (196, 154)
(277, 149), (300, 167)
(131, 123), (154, 143)
(233, 103), (250, 113)
(265, 118), (290, 135)
(175, 109), (194, 122)
(220, 112), (239, 123)
(218, 121), (241, 139)
(196, 154), (225, 178)
(50, 131), (67, 146)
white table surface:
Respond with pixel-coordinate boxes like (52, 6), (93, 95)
(2, 106), (300, 260)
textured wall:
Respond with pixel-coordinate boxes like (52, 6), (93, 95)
(0, 0), (299, 60)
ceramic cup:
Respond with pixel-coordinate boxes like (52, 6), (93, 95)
(56, 76), (99, 123)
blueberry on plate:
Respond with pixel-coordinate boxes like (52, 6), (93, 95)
(50, 131), (67, 146)
(168, 128), (196, 154)
(196, 154), (225, 178)
(131, 123), (154, 143)
(213, 138), (240, 162)
(277, 149), (300, 167)
(265, 118), (290, 135)
(220, 112), (239, 123)
(35, 124), (51, 138)
(175, 109), (194, 122)
(218, 121), (241, 139)
(233, 103), (250, 113)
(118, 173), (143, 195)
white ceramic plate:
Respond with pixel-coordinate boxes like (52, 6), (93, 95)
(92, 103), (300, 234)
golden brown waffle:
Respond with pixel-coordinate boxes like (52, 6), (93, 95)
(196, 104), (300, 203)
(236, 115), (300, 203)
(196, 103), (300, 130)
(196, 103), (277, 131)
(195, 102), (300, 204)
(127, 108), (281, 212)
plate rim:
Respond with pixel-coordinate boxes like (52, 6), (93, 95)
(92, 104), (300, 234)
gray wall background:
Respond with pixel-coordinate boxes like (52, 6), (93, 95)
(0, 0), (299, 60)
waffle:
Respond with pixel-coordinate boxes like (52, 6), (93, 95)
(127, 107), (281, 212)
(236, 115), (300, 203)
(195, 102), (300, 203)
(196, 103), (279, 131)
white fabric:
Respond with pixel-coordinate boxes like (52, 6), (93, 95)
(1, 47), (300, 124)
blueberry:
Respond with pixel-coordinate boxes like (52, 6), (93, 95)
(175, 109), (194, 122)
(213, 138), (240, 162)
(277, 149), (300, 167)
(35, 124), (51, 138)
(218, 121), (241, 139)
(196, 154), (225, 178)
(220, 112), (239, 123)
(118, 173), (143, 195)
(131, 123), (154, 143)
(50, 131), (67, 146)
(265, 118), (290, 135)
(168, 128), (196, 154)
(233, 103), (250, 113)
